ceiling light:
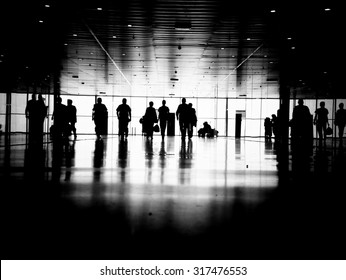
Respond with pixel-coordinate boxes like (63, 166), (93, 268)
(97, 7), (102, 11)
(112, 35), (117, 38)
(128, 24), (132, 27)
(39, 20), (43, 23)
(287, 37), (292, 40)
(73, 34), (77, 37)
(45, 4), (50, 8)
(270, 10), (276, 13)
(324, 8), (331, 11)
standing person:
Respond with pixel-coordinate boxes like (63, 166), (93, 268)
(291, 98), (312, 152)
(52, 96), (68, 141)
(271, 114), (279, 141)
(25, 94), (39, 143)
(92, 97), (108, 140)
(66, 99), (77, 139)
(314, 101), (329, 145)
(116, 98), (132, 141)
(176, 97), (189, 140)
(158, 100), (170, 140)
(187, 103), (197, 139)
(335, 103), (346, 145)
(143, 101), (158, 140)
(264, 117), (272, 141)
(37, 94), (47, 143)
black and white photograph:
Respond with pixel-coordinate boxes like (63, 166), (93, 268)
(1, 0), (345, 264)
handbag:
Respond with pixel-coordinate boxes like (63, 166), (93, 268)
(153, 124), (160, 132)
(326, 126), (333, 135)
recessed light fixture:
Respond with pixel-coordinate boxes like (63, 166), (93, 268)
(324, 8), (331, 11)
(97, 7), (102, 11)
(45, 4), (50, 8)
(73, 34), (77, 37)
(246, 38), (251, 40)
(64, 43), (68, 46)
(122, 53), (126, 56)
(270, 9), (276, 13)
(221, 47), (224, 50)
(128, 24), (132, 27)
(287, 37), (292, 40)
(39, 20), (43, 23)
(112, 35), (117, 38)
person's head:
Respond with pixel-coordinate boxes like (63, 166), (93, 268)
(182, 98), (186, 104)
(298, 98), (304, 105)
(67, 99), (72, 106)
(271, 114), (276, 118)
(122, 98), (127, 104)
(57, 97), (62, 103)
(339, 103), (344, 109)
(31, 94), (36, 100)
(149, 101), (154, 107)
(162, 100), (166, 105)
(320, 101), (325, 108)
(38, 94), (43, 100)
(97, 97), (102, 104)
(188, 103), (192, 108)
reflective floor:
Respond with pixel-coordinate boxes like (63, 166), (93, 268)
(1, 134), (345, 260)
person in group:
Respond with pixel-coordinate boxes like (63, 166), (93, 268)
(291, 98), (312, 152)
(176, 97), (189, 140)
(264, 117), (272, 140)
(116, 98), (131, 141)
(92, 97), (108, 139)
(314, 101), (329, 145)
(52, 96), (68, 141)
(66, 99), (77, 139)
(143, 101), (158, 140)
(158, 100), (170, 140)
(187, 103), (197, 139)
(335, 103), (346, 145)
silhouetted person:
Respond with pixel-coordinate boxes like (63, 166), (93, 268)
(198, 121), (212, 137)
(291, 98), (312, 153)
(52, 96), (68, 141)
(271, 114), (279, 141)
(92, 97), (108, 139)
(66, 99), (77, 139)
(143, 101), (158, 140)
(187, 103), (197, 139)
(264, 117), (272, 140)
(158, 100), (170, 140)
(335, 103), (346, 145)
(25, 94), (42, 144)
(314, 101), (329, 145)
(116, 98), (131, 140)
(176, 97), (189, 140)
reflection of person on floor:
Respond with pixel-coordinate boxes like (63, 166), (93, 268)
(335, 103), (346, 146)
(143, 101), (158, 140)
(176, 98), (189, 140)
(158, 100), (170, 140)
(314, 101), (329, 145)
(66, 99), (77, 139)
(116, 98), (131, 141)
(187, 103), (197, 139)
(92, 98), (108, 139)
(271, 114), (279, 141)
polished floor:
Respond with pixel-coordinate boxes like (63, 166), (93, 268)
(1, 134), (345, 260)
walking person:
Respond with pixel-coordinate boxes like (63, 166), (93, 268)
(143, 101), (158, 140)
(176, 98), (189, 141)
(335, 103), (346, 146)
(66, 99), (77, 139)
(92, 97), (108, 140)
(314, 101), (329, 145)
(158, 100), (170, 140)
(187, 103), (197, 139)
(116, 98), (132, 141)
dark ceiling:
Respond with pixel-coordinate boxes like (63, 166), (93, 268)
(0, 0), (343, 98)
